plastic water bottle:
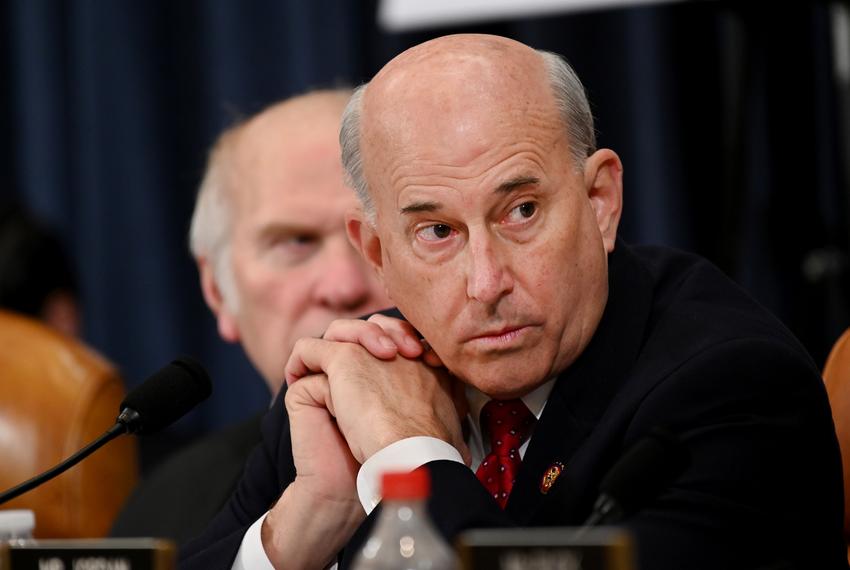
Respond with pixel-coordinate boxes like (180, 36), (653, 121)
(352, 469), (457, 569)
(0, 509), (35, 545)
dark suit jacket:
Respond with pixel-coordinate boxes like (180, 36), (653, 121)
(111, 412), (264, 546)
(181, 242), (848, 569)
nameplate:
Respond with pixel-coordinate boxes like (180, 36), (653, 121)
(0, 538), (175, 570)
(457, 527), (634, 570)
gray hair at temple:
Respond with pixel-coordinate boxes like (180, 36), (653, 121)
(339, 49), (597, 222)
(189, 129), (241, 312)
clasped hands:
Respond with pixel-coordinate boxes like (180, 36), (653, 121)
(263, 315), (468, 568)
(285, 313), (469, 470)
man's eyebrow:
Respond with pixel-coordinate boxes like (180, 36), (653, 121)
(496, 176), (540, 194)
(399, 176), (539, 214)
(400, 201), (441, 215)
(256, 222), (316, 242)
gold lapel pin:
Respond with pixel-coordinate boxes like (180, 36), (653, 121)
(539, 461), (565, 494)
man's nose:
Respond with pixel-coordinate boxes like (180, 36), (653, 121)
(465, 234), (514, 304)
(313, 240), (376, 312)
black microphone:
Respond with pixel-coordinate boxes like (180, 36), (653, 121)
(0, 356), (212, 505)
(117, 355), (212, 435)
(581, 428), (690, 530)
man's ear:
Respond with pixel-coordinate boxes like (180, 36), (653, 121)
(346, 210), (384, 280)
(583, 148), (623, 253)
(197, 256), (240, 343)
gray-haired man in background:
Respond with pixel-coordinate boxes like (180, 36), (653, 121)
(111, 91), (391, 544)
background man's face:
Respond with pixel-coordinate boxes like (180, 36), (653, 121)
(358, 51), (613, 398)
(220, 106), (391, 390)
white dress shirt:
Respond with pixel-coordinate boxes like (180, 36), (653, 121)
(232, 380), (555, 570)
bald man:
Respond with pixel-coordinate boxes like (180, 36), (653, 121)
(183, 36), (846, 569)
(111, 91), (391, 545)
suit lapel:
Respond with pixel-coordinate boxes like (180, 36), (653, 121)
(505, 241), (654, 524)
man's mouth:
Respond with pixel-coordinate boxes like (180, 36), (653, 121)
(465, 325), (535, 348)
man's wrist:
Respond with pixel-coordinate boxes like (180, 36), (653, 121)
(262, 481), (363, 569)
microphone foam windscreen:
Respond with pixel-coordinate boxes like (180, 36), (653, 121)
(120, 356), (212, 435)
(599, 428), (690, 514)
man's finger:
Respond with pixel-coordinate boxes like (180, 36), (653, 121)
(366, 313), (425, 358)
(422, 346), (445, 368)
(285, 373), (337, 418)
(323, 318), (399, 359)
(285, 337), (343, 386)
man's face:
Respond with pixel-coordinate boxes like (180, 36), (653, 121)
(353, 45), (621, 399)
(213, 103), (391, 391)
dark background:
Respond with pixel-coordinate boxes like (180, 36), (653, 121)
(2, 0), (848, 471)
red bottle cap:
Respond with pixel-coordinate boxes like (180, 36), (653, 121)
(381, 468), (430, 500)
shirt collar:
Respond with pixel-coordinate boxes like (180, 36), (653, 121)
(465, 378), (556, 430)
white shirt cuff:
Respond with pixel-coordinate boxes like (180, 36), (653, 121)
(356, 436), (464, 515)
(231, 512), (274, 570)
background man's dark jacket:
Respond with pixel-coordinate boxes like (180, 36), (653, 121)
(182, 242), (848, 569)
(112, 413), (264, 545)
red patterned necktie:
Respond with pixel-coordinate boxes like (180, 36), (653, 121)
(475, 398), (535, 508)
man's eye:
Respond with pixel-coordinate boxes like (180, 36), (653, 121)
(416, 224), (454, 242)
(270, 235), (319, 263)
(505, 202), (537, 223)
(273, 235), (317, 252)
(288, 235), (317, 247)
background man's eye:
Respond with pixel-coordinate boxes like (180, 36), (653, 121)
(290, 235), (316, 246)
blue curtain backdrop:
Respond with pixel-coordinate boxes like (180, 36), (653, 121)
(2, 0), (848, 469)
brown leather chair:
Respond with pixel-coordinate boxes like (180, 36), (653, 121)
(0, 309), (138, 538)
(824, 328), (850, 562)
